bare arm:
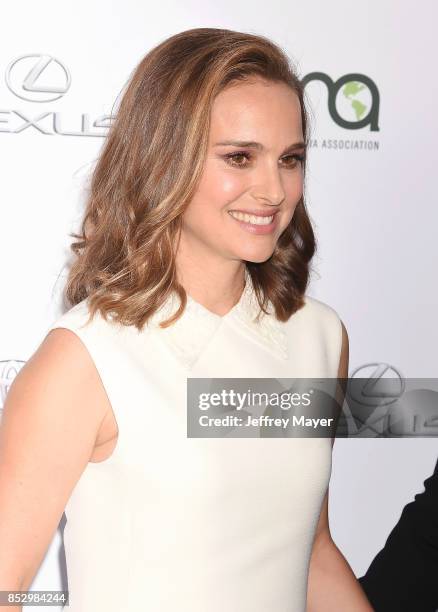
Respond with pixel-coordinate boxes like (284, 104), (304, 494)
(306, 320), (374, 611)
(0, 328), (109, 608)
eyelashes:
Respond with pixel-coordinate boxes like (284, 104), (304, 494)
(223, 151), (306, 169)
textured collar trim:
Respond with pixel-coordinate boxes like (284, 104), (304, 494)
(147, 270), (289, 370)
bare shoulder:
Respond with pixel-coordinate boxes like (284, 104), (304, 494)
(4, 326), (110, 459)
(41, 326), (112, 435)
(0, 327), (111, 589)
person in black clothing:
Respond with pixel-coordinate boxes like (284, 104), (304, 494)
(359, 457), (438, 612)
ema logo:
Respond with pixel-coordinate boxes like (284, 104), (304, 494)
(302, 72), (380, 132)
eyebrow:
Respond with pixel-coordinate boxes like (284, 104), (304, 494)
(213, 140), (307, 155)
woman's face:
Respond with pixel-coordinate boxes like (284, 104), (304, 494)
(180, 77), (306, 265)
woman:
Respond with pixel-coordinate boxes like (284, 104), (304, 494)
(0, 28), (373, 611)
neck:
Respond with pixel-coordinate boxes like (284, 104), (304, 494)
(175, 246), (247, 318)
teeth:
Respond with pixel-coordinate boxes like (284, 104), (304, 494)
(229, 211), (274, 225)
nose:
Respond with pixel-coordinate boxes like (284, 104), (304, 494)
(252, 163), (286, 207)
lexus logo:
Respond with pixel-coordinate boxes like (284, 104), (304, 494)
(349, 362), (405, 408)
(5, 54), (71, 103)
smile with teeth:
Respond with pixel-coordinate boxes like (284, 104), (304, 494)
(228, 211), (275, 225)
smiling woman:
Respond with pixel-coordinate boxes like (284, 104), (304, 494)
(62, 30), (316, 326)
(179, 76), (307, 259)
(0, 27), (372, 612)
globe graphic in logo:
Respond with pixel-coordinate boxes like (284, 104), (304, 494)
(335, 81), (373, 123)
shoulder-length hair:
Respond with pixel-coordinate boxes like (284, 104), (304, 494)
(65, 27), (316, 329)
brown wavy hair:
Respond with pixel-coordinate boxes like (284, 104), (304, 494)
(64, 27), (316, 329)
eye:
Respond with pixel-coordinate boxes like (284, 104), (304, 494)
(223, 152), (252, 167)
(281, 154), (306, 168)
(223, 152), (306, 169)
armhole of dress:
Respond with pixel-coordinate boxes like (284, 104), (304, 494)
(334, 311), (344, 379)
(47, 305), (122, 466)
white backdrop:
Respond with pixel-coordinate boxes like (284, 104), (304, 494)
(1, 1), (437, 608)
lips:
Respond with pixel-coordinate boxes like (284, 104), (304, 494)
(227, 209), (279, 234)
(228, 209), (279, 217)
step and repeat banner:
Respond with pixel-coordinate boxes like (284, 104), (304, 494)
(1, 1), (436, 608)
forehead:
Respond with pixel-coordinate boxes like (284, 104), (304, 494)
(209, 78), (303, 142)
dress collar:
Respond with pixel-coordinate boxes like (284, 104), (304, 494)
(147, 269), (289, 370)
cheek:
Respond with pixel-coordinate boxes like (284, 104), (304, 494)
(289, 176), (304, 211)
(194, 166), (246, 212)
(182, 169), (243, 237)
(288, 170), (304, 198)
(215, 173), (244, 200)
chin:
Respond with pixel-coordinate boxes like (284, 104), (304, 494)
(235, 246), (276, 264)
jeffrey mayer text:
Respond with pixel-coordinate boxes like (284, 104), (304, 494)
(199, 414), (335, 428)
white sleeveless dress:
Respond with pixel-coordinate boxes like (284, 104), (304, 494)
(48, 272), (342, 612)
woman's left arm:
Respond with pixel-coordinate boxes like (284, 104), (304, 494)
(306, 321), (374, 612)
